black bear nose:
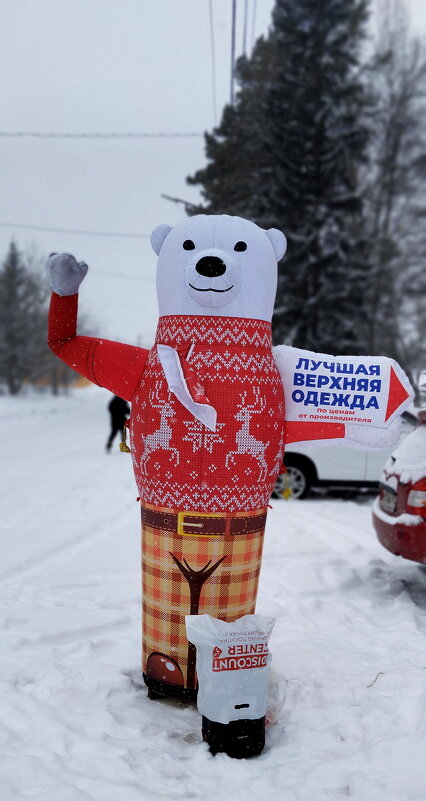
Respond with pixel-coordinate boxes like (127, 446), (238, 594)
(195, 256), (226, 277)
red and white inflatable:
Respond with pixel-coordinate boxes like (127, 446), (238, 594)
(47, 214), (413, 702)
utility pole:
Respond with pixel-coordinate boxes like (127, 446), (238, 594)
(230, 0), (237, 105)
(242, 0), (248, 55)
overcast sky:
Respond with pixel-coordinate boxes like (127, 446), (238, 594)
(1, 0), (425, 345)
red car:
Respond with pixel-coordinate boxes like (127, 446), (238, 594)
(373, 410), (426, 563)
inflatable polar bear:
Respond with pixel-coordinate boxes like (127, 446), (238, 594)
(47, 214), (411, 703)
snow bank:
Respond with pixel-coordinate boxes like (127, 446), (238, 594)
(1, 388), (426, 800)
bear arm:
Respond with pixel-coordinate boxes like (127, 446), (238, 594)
(284, 420), (345, 444)
(47, 293), (149, 401)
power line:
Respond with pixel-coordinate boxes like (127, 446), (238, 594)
(0, 131), (203, 140)
(0, 221), (150, 239)
(0, 223), (156, 281)
(94, 269), (155, 283)
(208, 0), (218, 125)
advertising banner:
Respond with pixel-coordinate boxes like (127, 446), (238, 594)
(273, 346), (413, 429)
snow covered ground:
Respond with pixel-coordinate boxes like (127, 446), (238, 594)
(1, 387), (426, 801)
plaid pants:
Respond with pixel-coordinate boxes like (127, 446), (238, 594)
(141, 502), (267, 693)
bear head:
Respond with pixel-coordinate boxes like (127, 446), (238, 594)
(151, 214), (286, 322)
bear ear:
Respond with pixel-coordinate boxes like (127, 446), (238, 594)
(266, 228), (287, 261)
(151, 224), (172, 255)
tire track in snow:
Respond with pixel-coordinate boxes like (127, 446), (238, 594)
(270, 498), (380, 556)
(0, 513), (136, 585)
(17, 615), (132, 647)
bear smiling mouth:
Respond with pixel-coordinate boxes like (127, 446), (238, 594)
(189, 284), (234, 293)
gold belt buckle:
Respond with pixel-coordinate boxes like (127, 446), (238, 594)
(177, 511), (223, 537)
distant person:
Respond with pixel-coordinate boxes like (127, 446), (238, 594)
(106, 395), (130, 452)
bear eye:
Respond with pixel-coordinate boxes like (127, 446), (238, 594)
(183, 239), (195, 250)
(234, 241), (247, 252)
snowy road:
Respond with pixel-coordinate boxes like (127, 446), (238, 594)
(1, 387), (426, 800)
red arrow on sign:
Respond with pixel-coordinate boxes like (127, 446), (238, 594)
(385, 367), (410, 422)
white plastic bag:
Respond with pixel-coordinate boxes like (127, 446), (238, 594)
(185, 613), (275, 725)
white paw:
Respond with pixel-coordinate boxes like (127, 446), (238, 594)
(46, 253), (89, 297)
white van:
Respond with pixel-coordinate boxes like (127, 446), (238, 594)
(273, 411), (417, 499)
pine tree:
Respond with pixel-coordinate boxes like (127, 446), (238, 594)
(187, 36), (274, 219)
(0, 241), (96, 395)
(362, 7), (426, 386)
(188, 0), (371, 354)
(0, 242), (46, 394)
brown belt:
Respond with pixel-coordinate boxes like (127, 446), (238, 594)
(141, 507), (267, 537)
